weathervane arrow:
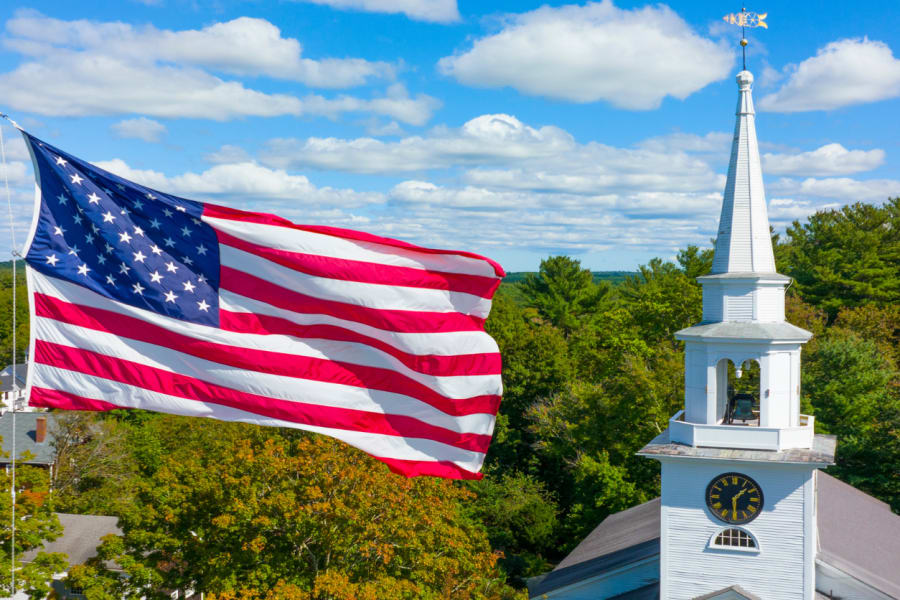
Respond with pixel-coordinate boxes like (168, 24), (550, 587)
(723, 11), (768, 29)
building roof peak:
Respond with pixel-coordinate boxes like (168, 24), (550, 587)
(710, 68), (777, 274)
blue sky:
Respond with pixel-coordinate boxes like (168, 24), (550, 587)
(1, 0), (898, 272)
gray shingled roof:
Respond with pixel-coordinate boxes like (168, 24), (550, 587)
(0, 362), (28, 392)
(530, 472), (900, 599)
(610, 582), (659, 599)
(638, 429), (836, 465)
(556, 498), (660, 571)
(0, 411), (58, 465)
(693, 584), (760, 600)
(697, 272), (791, 282)
(21, 513), (122, 568)
(817, 472), (900, 599)
(676, 321), (813, 342)
(528, 499), (660, 598)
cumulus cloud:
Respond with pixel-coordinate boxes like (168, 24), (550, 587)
(759, 38), (900, 112)
(762, 144), (885, 176)
(0, 54), (437, 122)
(438, 1), (733, 109)
(4, 12), (393, 88)
(0, 160), (29, 186)
(0, 125), (30, 161)
(111, 117), (167, 142)
(770, 177), (900, 203)
(261, 114), (575, 173)
(0, 12), (440, 123)
(637, 131), (731, 155)
(93, 159), (384, 208)
(298, 0), (460, 23)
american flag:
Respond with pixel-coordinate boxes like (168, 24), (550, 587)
(19, 131), (504, 479)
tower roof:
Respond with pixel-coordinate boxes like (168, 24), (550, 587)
(710, 70), (777, 274)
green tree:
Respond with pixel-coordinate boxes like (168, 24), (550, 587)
(467, 472), (558, 586)
(520, 256), (610, 337)
(52, 412), (139, 515)
(783, 199), (900, 320)
(68, 418), (521, 599)
(0, 454), (68, 599)
(802, 329), (900, 511)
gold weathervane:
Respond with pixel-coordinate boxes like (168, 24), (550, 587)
(723, 8), (768, 69)
(723, 11), (768, 29)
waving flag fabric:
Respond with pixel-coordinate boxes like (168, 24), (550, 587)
(19, 131), (504, 479)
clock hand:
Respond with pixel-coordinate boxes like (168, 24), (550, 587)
(731, 488), (748, 520)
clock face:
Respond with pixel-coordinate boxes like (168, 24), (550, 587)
(705, 472), (764, 525)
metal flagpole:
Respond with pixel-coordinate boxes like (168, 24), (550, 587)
(0, 115), (19, 598)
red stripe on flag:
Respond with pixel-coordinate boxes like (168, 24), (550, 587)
(30, 385), (122, 412)
(378, 456), (484, 480)
(32, 341), (493, 453)
(29, 386), (483, 479)
(34, 293), (501, 416)
(219, 310), (501, 377)
(220, 266), (487, 334)
(216, 229), (501, 299)
(204, 203), (505, 278)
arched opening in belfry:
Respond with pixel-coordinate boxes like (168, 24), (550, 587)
(716, 358), (761, 426)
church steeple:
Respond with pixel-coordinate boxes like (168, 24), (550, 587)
(711, 70), (777, 274)
(671, 67), (812, 439)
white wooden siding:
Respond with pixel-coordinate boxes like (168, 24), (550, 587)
(660, 460), (816, 600)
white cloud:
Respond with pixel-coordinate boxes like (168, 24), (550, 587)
(0, 54), (437, 122)
(767, 177), (900, 205)
(261, 113), (574, 173)
(0, 160), (29, 186)
(299, 84), (440, 126)
(0, 124), (29, 161)
(762, 144), (885, 176)
(0, 12), (439, 123)
(205, 145), (253, 165)
(767, 197), (841, 225)
(0, 54), (304, 120)
(636, 131), (731, 156)
(93, 159), (384, 208)
(759, 38), (900, 112)
(299, 0), (460, 23)
(438, 1), (733, 109)
(5, 13), (393, 88)
(111, 117), (167, 142)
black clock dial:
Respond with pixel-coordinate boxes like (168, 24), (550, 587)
(705, 472), (764, 525)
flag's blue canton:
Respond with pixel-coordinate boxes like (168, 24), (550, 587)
(24, 134), (221, 327)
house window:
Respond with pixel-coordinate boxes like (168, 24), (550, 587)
(710, 527), (759, 551)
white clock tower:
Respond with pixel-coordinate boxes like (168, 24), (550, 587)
(639, 68), (836, 600)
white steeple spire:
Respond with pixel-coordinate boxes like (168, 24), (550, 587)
(711, 70), (777, 274)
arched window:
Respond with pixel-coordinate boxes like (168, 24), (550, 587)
(709, 528), (759, 552)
